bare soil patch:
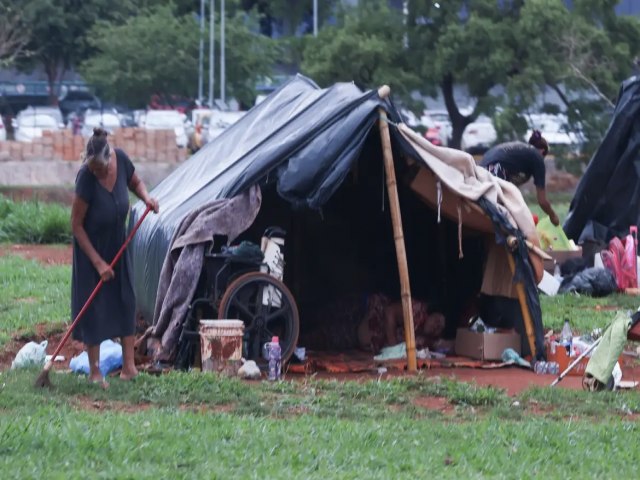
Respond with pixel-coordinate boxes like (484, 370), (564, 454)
(0, 244), (72, 265)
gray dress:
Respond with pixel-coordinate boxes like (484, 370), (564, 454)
(71, 149), (136, 346)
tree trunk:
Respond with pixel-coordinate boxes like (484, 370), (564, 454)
(44, 60), (61, 106)
(441, 72), (475, 150)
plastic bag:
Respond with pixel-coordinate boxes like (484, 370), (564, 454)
(11, 340), (48, 369)
(69, 340), (123, 377)
(601, 235), (637, 290)
(537, 217), (572, 251)
(558, 267), (618, 297)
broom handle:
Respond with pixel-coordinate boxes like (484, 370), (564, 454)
(46, 206), (152, 363)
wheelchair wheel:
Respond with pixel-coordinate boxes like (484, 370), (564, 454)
(218, 271), (299, 365)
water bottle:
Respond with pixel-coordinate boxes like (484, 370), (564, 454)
(560, 319), (573, 355)
(267, 336), (281, 381)
(534, 361), (560, 375)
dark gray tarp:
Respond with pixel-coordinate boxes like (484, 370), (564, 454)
(130, 75), (382, 322)
(564, 76), (640, 243)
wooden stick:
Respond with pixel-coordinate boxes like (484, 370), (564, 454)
(506, 249), (537, 359)
(377, 86), (417, 372)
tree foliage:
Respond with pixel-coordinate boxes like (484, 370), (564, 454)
(301, 1), (420, 100)
(80, 5), (278, 108)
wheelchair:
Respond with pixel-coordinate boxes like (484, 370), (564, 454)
(174, 227), (300, 371)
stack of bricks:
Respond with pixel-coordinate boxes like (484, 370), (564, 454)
(0, 128), (187, 162)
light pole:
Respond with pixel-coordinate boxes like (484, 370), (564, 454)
(209, 0), (215, 107)
(198, 0), (205, 103)
(313, 0), (318, 37)
(220, 0), (225, 105)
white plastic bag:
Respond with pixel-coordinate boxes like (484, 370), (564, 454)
(11, 340), (48, 369)
(69, 340), (123, 377)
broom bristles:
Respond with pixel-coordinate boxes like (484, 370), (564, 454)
(34, 363), (54, 388)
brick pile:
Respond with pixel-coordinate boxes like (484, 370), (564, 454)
(0, 128), (188, 163)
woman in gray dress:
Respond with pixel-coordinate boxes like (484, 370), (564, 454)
(71, 127), (159, 386)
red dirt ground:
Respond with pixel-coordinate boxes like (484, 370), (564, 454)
(0, 244), (72, 265)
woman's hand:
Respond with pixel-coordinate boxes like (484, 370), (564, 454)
(145, 197), (160, 214)
(96, 260), (115, 282)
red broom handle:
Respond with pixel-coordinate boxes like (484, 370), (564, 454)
(48, 206), (152, 361)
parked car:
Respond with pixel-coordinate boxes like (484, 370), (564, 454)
(17, 106), (65, 128)
(422, 109), (452, 145)
(58, 90), (101, 120)
(81, 111), (122, 137)
(13, 113), (62, 142)
(461, 116), (497, 151)
(419, 113), (447, 146)
(204, 111), (246, 144)
(143, 110), (188, 148)
(0, 116), (6, 142)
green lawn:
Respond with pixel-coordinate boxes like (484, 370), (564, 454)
(2, 245), (640, 477)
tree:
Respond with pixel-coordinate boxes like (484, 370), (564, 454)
(241, 0), (339, 36)
(80, 5), (278, 108)
(301, 1), (420, 100)
(13, 1), (139, 104)
(0, 3), (30, 67)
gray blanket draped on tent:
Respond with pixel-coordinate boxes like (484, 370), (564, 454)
(149, 185), (262, 361)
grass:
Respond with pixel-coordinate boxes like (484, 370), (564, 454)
(0, 197), (71, 244)
(0, 370), (639, 477)
(0, 255), (70, 347)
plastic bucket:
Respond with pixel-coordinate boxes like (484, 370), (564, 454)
(199, 320), (244, 374)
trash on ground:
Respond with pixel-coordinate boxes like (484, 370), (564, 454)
(69, 340), (123, 377)
(11, 340), (48, 369)
(237, 358), (261, 379)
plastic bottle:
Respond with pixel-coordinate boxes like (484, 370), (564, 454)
(267, 336), (281, 381)
(534, 361), (560, 375)
(560, 319), (573, 355)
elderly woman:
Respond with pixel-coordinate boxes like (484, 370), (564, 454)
(71, 127), (158, 386)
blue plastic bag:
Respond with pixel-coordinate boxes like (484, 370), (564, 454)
(69, 340), (123, 377)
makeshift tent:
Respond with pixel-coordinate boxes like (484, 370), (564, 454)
(129, 75), (547, 367)
(564, 76), (640, 244)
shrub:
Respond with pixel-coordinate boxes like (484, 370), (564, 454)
(0, 197), (71, 244)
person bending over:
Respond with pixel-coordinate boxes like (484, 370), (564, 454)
(481, 130), (560, 226)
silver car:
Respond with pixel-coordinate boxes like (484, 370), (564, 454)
(81, 112), (122, 137)
(14, 113), (62, 142)
(143, 110), (188, 148)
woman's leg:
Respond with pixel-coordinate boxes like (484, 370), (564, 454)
(120, 335), (138, 380)
(87, 344), (104, 383)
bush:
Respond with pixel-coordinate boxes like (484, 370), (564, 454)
(0, 197), (71, 244)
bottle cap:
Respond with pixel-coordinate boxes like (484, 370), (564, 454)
(272, 336), (279, 343)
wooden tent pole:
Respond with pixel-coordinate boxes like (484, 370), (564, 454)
(506, 250), (537, 359)
(377, 85), (417, 372)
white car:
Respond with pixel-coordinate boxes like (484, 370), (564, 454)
(18, 106), (65, 127)
(143, 110), (188, 148)
(422, 109), (452, 145)
(81, 112), (122, 137)
(14, 113), (61, 142)
(461, 116), (497, 151)
(0, 116), (6, 141)
(204, 111), (246, 144)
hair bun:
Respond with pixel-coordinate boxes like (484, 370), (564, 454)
(92, 127), (108, 138)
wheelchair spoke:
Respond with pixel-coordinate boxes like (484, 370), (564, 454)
(231, 297), (255, 322)
(265, 304), (290, 324)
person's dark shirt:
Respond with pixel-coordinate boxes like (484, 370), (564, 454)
(480, 141), (546, 188)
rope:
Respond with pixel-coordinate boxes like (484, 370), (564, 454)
(436, 181), (442, 224)
(457, 204), (464, 259)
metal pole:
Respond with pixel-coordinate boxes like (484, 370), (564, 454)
(313, 0), (318, 36)
(198, 0), (205, 103)
(209, 0), (215, 108)
(220, 0), (226, 105)
(550, 336), (603, 387)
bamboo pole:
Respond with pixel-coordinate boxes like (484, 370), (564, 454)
(377, 85), (417, 372)
(506, 250), (537, 359)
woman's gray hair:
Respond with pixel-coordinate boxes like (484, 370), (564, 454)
(83, 127), (110, 166)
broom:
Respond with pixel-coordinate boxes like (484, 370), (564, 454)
(35, 205), (152, 388)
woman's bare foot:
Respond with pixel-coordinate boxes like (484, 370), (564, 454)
(88, 375), (109, 389)
(119, 366), (139, 381)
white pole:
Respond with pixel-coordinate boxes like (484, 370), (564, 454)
(313, 0), (318, 37)
(220, 0), (226, 105)
(209, 0), (215, 108)
(198, 0), (205, 103)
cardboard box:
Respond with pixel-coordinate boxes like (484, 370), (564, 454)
(455, 328), (521, 361)
(543, 247), (583, 273)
